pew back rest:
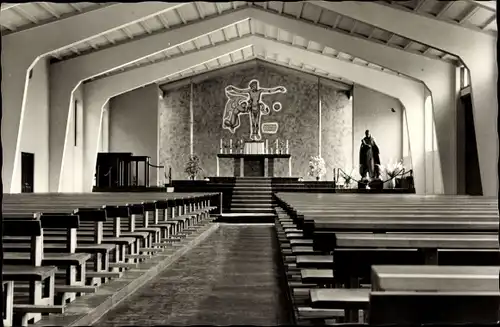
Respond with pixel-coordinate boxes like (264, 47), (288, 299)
(3, 220), (44, 266)
(3, 219), (42, 237)
(73, 208), (107, 222)
(369, 291), (500, 325)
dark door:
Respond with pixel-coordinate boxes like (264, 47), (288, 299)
(244, 158), (265, 177)
(460, 94), (483, 195)
(21, 152), (34, 193)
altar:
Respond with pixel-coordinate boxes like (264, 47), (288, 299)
(216, 153), (292, 177)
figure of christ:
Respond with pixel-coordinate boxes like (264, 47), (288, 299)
(224, 79), (286, 140)
(359, 129), (381, 179)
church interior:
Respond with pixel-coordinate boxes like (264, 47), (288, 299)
(1, 0), (498, 325)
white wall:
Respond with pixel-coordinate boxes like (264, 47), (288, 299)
(109, 84), (160, 186)
(16, 58), (50, 193)
(353, 84), (403, 175)
(100, 103), (110, 153)
(59, 84), (84, 192)
(318, 1), (497, 196)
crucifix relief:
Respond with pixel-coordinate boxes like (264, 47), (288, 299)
(222, 79), (286, 141)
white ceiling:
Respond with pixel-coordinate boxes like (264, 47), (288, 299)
(1, 1), (495, 85)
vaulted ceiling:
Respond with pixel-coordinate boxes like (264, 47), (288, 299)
(1, 1), (496, 87)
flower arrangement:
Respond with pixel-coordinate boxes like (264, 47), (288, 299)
(185, 155), (203, 180)
(308, 156), (326, 180)
(385, 160), (404, 179)
(384, 159), (404, 188)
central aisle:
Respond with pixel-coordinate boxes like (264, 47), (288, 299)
(95, 225), (291, 326)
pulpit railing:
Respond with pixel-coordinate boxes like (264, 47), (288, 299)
(146, 162), (164, 187)
(95, 152), (166, 188)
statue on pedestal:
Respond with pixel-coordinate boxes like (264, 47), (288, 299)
(359, 130), (381, 180)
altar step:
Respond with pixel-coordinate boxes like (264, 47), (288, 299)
(229, 208), (275, 214)
(215, 213), (275, 224)
(233, 181), (271, 185)
(232, 190), (273, 195)
(233, 186), (272, 190)
(231, 199), (274, 204)
(235, 177), (272, 181)
(232, 195), (274, 201)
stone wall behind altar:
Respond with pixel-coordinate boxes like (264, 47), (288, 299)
(159, 62), (353, 180)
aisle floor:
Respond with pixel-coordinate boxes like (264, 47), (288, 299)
(95, 225), (290, 326)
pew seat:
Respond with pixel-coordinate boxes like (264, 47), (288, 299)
(291, 246), (321, 255)
(3, 265), (58, 281)
(300, 269), (334, 284)
(296, 306), (344, 322)
(296, 255), (334, 269)
(290, 239), (313, 246)
(310, 289), (370, 309)
(371, 265), (500, 292)
(4, 253), (91, 266)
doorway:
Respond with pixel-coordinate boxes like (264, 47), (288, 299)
(458, 94), (482, 195)
(21, 152), (34, 193)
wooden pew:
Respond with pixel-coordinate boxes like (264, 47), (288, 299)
(3, 220), (64, 326)
(4, 193), (217, 282)
(272, 193), (500, 324)
(368, 265), (500, 324)
(3, 281), (14, 327)
(3, 214), (95, 304)
(4, 209), (117, 286)
(5, 193), (216, 265)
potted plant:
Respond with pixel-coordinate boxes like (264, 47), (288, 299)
(385, 160), (404, 189)
(185, 155), (203, 180)
(308, 156), (326, 181)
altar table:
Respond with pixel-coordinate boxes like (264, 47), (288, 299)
(216, 153), (292, 177)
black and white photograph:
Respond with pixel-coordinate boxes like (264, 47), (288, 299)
(0, 0), (498, 326)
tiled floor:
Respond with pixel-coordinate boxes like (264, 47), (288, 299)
(95, 225), (290, 326)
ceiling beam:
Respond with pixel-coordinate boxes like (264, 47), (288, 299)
(458, 6), (480, 24)
(12, 6), (39, 24)
(67, 3), (82, 12)
(350, 21), (358, 34)
(463, 0), (496, 12)
(296, 2), (304, 19)
(1, 3), (21, 11)
(481, 15), (496, 30)
(413, 0), (428, 12)
(314, 8), (323, 23)
(332, 15), (342, 29)
(175, 8), (187, 24)
(37, 3), (60, 18)
(436, 2), (455, 18)
(194, 2), (205, 19)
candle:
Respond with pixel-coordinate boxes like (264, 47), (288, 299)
(220, 139), (223, 151)
(265, 140), (268, 154)
(230, 139), (232, 148)
(286, 139), (289, 154)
